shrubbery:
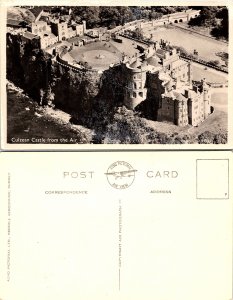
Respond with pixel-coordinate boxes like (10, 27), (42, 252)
(188, 6), (228, 40)
(101, 107), (227, 144)
(197, 131), (227, 144)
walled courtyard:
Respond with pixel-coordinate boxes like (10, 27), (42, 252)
(67, 39), (140, 71)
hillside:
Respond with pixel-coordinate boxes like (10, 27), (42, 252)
(7, 7), (35, 23)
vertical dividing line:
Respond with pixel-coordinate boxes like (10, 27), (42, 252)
(118, 198), (122, 291)
(119, 268), (121, 291)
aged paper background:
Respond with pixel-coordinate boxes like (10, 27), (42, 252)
(0, 0), (232, 150)
(0, 151), (232, 300)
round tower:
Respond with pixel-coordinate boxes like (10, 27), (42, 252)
(124, 60), (148, 110)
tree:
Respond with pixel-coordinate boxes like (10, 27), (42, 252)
(198, 131), (215, 144)
(131, 27), (144, 40)
(71, 7), (100, 28)
(150, 11), (163, 20)
(99, 7), (133, 27)
(188, 6), (228, 40)
(208, 60), (220, 67)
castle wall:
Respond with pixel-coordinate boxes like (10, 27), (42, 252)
(185, 82), (211, 127)
(175, 100), (188, 126)
(141, 71), (164, 120)
(203, 89), (211, 119)
(187, 96), (204, 126)
(157, 97), (188, 127)
(31, 21), (51, 35)
(157, 96), (176, 123)
(51, 22), (68, 41)
(40, 34), (58, 49)
(76, 24), (84, 36)
(171, 61), (189, 83)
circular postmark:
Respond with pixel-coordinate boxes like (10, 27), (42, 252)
(105, 161), (137, 189)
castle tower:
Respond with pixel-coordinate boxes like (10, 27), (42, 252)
(174, 94), (188, 126)
(154, 41), (160, 51)
(123, 60), (148, 110)
(201, 78), (211, 119)
(188, 60), (192, 86)
(51, 21), (68, 41)
(82, 21), (86, 34)
(187, 97), (193, 125)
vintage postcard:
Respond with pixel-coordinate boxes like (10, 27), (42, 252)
(0, 0), (232, 149)
(0, 151), (232, 300)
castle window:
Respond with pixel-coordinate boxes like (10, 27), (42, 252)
(134, 83), (137, 89)
(133, 92), (137, 98)
(139, 92), (143, 98)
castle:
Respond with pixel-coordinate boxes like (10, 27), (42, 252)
(29, 16), (86, 49)
(7, 8), (211, 127)
(121, 41), (211, 126)
(7, 9), (87, 49)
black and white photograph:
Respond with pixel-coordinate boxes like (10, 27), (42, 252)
(4, 4), (229, 145)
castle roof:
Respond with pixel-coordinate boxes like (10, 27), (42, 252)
(42, 32), (56, 39)
(130, 59), (142, 69)
(23, 31), (38, 40)
(165, 80), (174, 91)
(185, 89), (197, 98)
(146, 55), (160, 67)
(201, 78), (209, 89)
(156, 48), (166, 58)
(174, 92), (187, 102)
(33, 20), (47, 24)
(164, 90), (175, 99)
(7, 19), (23, 27)
(141, 60), (148, 67)
(171, 59), (187, 69)
(39, 15), (49, 22)
(31, 9), (43, 19)
(159, 71), (171, 82)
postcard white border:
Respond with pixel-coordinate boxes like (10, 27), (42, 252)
(1, 0), (232, 150)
